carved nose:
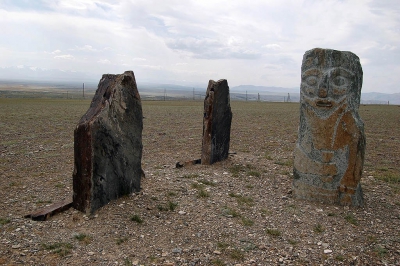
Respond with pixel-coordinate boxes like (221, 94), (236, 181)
(318, 88), (328, 98)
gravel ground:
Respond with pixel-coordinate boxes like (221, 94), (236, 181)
(0, 98), (399, 265)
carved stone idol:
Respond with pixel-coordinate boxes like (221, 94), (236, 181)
(201, 79), (232, 165)
(73, 71), (143, 214)
(293, 48), (366, 206)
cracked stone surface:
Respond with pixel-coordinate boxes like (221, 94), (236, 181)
(73, 71), (143, 214)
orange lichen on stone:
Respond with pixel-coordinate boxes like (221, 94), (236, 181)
(293, 48), (365, 206)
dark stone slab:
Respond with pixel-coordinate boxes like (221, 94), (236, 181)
(25, 199), (73, 221)
(293, 48), (366, 206)
(201, 79), (232, 165)
(73, 71), (143, 214)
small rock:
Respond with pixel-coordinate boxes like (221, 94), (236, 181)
(324, 249), (332, 254)
(12, 244), (20, 249)
(178, 211), (186, 215)
(88, 252), (95, 256)
(322, 243), (329, 248)
(213, 250), (221, 255)
(172, 248), (182, 254)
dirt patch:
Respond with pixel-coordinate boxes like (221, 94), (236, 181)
(0, 98), (399, 265)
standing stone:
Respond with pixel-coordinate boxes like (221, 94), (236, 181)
(73, 71), (143, 214)
(201, 79), (232, 165)
(293, 48), (366, 206)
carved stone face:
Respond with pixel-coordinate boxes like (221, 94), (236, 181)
(300, 48), (362, 116)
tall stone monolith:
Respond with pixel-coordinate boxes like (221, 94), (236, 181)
(293, 48), (366, 206)
(73, 71), (143, 214)
(201, 79), (232, 165)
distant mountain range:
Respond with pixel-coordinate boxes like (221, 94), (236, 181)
(229, 85), (400, 104)
(0, 66), (399, 104)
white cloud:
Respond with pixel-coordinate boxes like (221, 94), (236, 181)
(97, 59), (111, 64)
(139, 65), (162, 70)
(132, 58), (147, 62)
(72, 45), (98, 52)
(264, 44), (282, 50)
(0, 0), (399, 93)
(54, 54), (74, 60)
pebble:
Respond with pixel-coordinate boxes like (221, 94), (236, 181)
(324, 249), (332, 254)
(213, 250), (221, 255)
(88, 252), (95, 256)
(172, 248), (182, 254)
(178, 211), (186, 215)
(12, 244), (20, 249)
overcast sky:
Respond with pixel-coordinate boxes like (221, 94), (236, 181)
(0, 0), (399, 93)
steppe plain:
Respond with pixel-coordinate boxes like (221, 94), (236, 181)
(0, 96), (399, 265)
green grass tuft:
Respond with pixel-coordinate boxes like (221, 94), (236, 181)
(266, 228), (281, 237)
(374, 245), (388, 257)
(247, 170), (261, 177)
(211, 259), (226, 266)
(130, 214), (143, 224)
(168, 201), (178, 211)
(229, 249), (245, 261)
(74, 233), (92, 244)
(228, 193), (254, 206)
(376, 172), (400, 183)
(221, 206), (241, 218)
(0, 218), (10, 226)
(42, 242), (73, 256)
(197, 189), (210, 198)
(314, 223), (325, 233)
(344, 213), (358, 225)
(116, 237), (128, 245)
(199, 179), (216, 186)
(241, 217), (254, 226)
(217, 242), (230, 250)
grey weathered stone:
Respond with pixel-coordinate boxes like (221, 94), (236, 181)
(73, 71), (143, 214)
(201, 79), (232, 165)
(293, 48), (366, 206)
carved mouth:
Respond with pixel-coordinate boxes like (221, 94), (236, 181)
(316, 100), (332, 107)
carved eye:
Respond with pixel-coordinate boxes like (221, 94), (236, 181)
(302, 86), (315, 96)
(305, 76), (318, 86)
(332, 76), (347, 86)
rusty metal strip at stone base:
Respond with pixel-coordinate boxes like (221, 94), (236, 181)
(25, 199), (73, 221)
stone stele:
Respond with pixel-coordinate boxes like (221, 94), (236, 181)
(201, 79), (232, 165)
(73, 71), (143, 214)
(293, 48), (366, 206)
